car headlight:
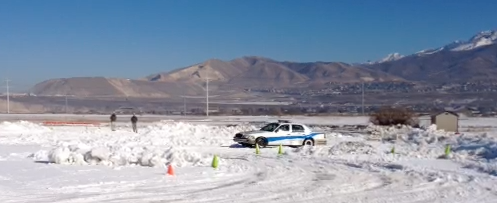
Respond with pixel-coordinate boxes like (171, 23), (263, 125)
(248, 135), (255, 140)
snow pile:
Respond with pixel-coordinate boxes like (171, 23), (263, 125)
(367, 124), (497, 160)
(453, 133), (497, 160)
(367, 124), (453, 143)
(27, 121), (256, 168)
(32, 143), (212, 168)
(286, 145), (324, 157)
(369, 124), (497, 161)
(286, 125), (454, 158)
(328, 141), (376, 155)
(463, 162), (497, 176)
(142, 121), (256, 146)
(363, 124), (461, 159)
(0, 121), (51, 134)
(285, 141), (376, 158)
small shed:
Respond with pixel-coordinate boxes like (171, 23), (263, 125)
(430, 111), (459, 132)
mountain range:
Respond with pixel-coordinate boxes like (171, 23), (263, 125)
(373, 30), (497, 63)
(31, 30), (497, 98)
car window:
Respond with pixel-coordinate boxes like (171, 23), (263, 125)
(292, 125), (305, 132)
(278, 124), (290, 131)
(260, 123), (280, 132)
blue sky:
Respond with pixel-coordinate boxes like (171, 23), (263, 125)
(1, 0), (497, 91)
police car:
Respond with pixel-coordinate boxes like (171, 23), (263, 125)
(233, 120), (327, 147)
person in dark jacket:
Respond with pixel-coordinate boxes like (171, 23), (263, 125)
(131, 113), (138, 133)
(110, 113), (117, 131)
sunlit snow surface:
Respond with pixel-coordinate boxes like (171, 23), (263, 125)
(1, 117), (497, 202)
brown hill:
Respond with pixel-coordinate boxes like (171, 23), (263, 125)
(31, 57), (404, 98)
(366, 43), (497, 83)
(147, 56), (403, 88)
(31, 77), (206, 97)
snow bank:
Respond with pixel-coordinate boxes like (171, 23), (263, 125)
(328, 141), (376, 155)
(366, 124), (453, 141)
(23, 119), (497, 168)
(363, 124), (497, 161)
(0, 121), (51, 134)
(142, 121), (256, 146)
(32, 143), (213, 168)
(286, 141), (377, 158)
(452, 133), (497, 161)
(29, 121), (255, 168)
(286, 124), (460, 159)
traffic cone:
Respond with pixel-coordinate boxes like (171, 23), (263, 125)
(444, 144), (451, 157)
(166, 164), (174, 176)
(211, 155), (219, 169)
(255, 143), (260, 154)
(278, 144), (283, 155)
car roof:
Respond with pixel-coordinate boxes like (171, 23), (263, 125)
(274, 122), (307, 126)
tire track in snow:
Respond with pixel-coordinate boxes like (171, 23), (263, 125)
(45, 154), (395, 203)
(7, 152), (497, 203)
(292, 158), (495, 203)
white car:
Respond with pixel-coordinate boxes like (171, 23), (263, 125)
(233, 121), (327, 147)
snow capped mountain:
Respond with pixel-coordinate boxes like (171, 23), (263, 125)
(370, 30), (497, 64)
(366, 53), (404, 64)
(378, 53), (404, 63)
(416, 30), (497, 55)
(450, 30), (497, 51)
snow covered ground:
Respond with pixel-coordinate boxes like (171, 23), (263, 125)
(2, 117), (497, 202)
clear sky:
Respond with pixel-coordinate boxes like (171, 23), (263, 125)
(1, 0), (497, 91)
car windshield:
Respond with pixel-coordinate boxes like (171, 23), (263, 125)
(260, 123), (280, 132)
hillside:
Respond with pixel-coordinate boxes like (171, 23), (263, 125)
(146, 56), (403, 88)
(31, 77), (207, 97)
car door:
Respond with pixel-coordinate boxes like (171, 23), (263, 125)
(289, 124), (306, 145)
(268, 124), (291, 145)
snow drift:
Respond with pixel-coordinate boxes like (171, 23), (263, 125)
(29, 121), (256, 168)
(19, 119), (497, 169)
(0, 121), (51, 134)
(32, 144), (212, 168)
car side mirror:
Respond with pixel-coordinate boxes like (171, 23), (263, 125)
(275, 129), (279, 133)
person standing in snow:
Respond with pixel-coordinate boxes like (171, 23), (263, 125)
(131, 113), (138, 133)
(110, 113), (117, 131)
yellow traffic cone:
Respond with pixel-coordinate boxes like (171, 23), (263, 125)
(444, 144), (451, 157)
(255, 143), (260, 154)
(278, 144), (283, 155)
(211, 155), (219, 169)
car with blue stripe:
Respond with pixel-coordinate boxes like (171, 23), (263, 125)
(233, 121), (327, 147)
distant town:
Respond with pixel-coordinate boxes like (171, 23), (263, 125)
(1, 81), (497, 116)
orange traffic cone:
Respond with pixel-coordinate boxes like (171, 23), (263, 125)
(166, 164), (174, 176)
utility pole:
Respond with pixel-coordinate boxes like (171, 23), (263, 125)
(206, 74), (209, 117)
(5, 79), (10, 114)
(361, 82), (365, 115)
(65, 95), (68, 114)
(183, 97), (186, 116)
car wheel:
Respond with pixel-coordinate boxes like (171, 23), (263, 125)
(255, 137), (268, 148)
(303, 139), (314, 146)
